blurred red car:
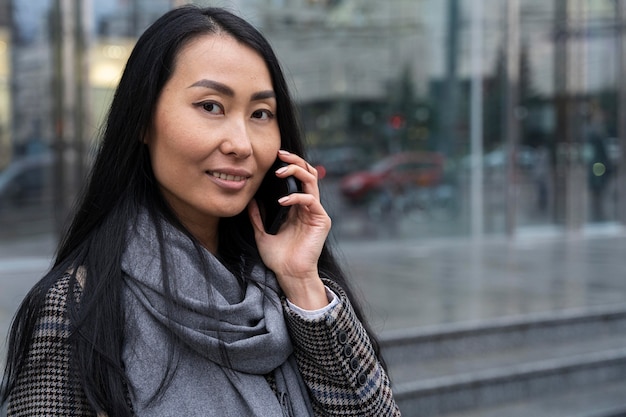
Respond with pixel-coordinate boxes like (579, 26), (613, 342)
(339, 151), (445, 202)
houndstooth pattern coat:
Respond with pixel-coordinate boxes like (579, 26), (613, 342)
(6, 274), (401, 416)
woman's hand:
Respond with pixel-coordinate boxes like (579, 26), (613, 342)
(248, 150), (331, 310)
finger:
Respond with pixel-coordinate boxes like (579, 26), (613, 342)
(279, 192), (329, 218)
(277, 150), (318, 177)
(276, 163), (317, 184)
(275, 153), (320, 197)
(282, 194), (332, 233)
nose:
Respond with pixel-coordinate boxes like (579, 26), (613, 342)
(219, 118), (253, 159)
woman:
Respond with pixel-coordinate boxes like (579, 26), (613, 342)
(1, 5), (400, 416)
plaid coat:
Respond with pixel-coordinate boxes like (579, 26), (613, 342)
(6, 274), (400, 416)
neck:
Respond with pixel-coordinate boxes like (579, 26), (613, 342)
(178, 216), (220, 254)
(194, 226), (219, 254)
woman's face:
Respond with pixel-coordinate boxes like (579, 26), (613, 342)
(145, 33), (280, 236)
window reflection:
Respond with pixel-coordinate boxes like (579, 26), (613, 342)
(1, 0), (624, 241)
(0, 0), (624, 325)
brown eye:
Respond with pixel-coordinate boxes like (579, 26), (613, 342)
(201, 102), (223, 115)
(252, 109), (274, 120)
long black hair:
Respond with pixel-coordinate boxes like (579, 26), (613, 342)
(1, 5), (382, 416)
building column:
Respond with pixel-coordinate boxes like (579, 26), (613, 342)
(504, 0), (520, 237)
(553, 0), (586, 232)
(51, 0), (91, 234)
(617, 0), (626, 227)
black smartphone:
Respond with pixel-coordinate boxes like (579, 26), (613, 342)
(255, 159), (302, 235)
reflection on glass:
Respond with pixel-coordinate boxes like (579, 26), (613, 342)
(0, 0), (623, 243)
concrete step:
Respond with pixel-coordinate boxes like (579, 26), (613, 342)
(439, 379), (626, 417)
(379, 304), (626, 416)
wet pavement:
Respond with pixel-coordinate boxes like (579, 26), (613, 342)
(1, 225), (625, 352)
(338, 224), (626, 334)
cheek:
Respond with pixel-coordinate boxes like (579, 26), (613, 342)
(147, 133), (197, 187)
(256, 132), (282, 172)
(150, 120), (200, 163)
(148, 146), (177, 189)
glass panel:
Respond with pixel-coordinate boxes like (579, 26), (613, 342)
(1, 0), (54, 239)
(580, 0), (620, 224)
(515, 0), (623, 231)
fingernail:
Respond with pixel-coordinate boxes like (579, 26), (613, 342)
(278, 196), (290, 204)
(278, 149), (290, 155)
(276, 166), (288, 174)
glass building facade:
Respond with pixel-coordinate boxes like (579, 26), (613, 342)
(0, 0), (624, 294)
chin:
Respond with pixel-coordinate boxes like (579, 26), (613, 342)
(217, 204), (250, 219)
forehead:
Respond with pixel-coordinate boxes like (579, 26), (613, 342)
(171, 33), (272, 87)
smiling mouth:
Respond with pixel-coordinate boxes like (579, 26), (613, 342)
(208, 171), (247, 182)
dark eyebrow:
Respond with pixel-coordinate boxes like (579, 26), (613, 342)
(251, 90), (276, 101)
(188, 79), (234, 96)
(188, 79), (275, 102)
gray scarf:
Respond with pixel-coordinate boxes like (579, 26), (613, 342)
(120, 210), (314, 416)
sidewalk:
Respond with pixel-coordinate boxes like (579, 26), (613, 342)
(1, 228), (626, 340)
(338, 226), (626, 334)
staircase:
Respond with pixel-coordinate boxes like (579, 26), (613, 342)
(380, 304), (626, 416)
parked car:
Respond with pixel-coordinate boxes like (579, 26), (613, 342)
(339, 151), (445, 203)
(0, 152), (53, 210)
